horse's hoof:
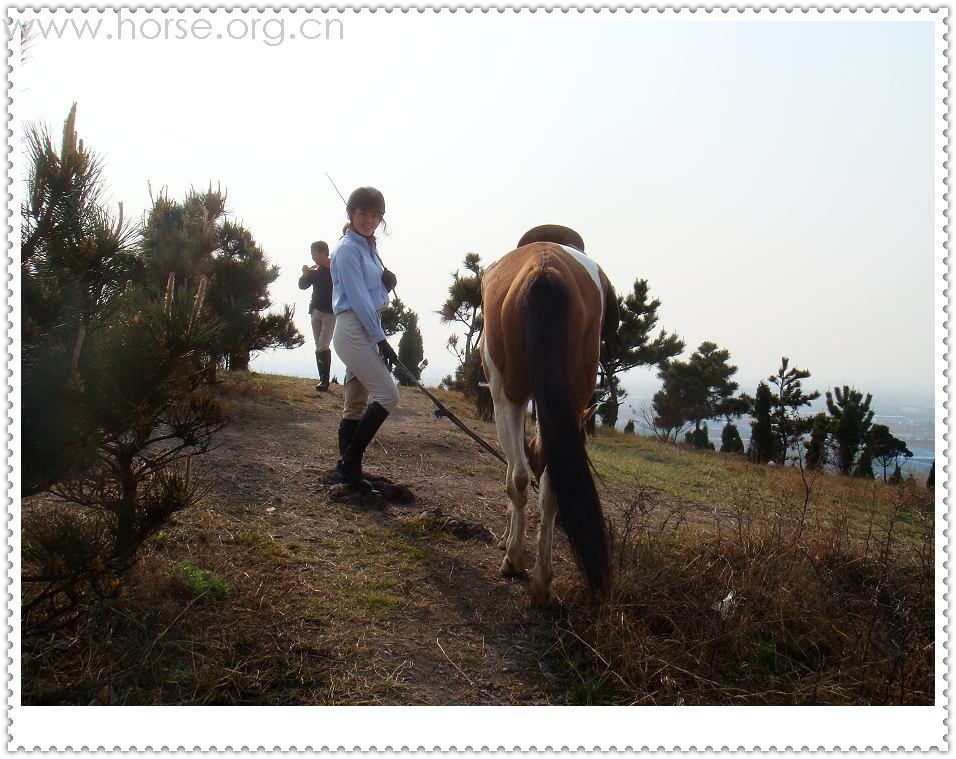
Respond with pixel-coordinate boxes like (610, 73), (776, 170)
(530, 587), (560, 609)
(530, 574), (559, 607)
(500, 555), (525, 577)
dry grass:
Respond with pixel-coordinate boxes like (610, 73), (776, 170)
(538, 448), (934, 705)
(21, 517), (340, 705)
(20, 497), (440, 705)
(20, 371), (936, 706)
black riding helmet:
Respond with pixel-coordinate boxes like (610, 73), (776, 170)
(345, 186), (396, 290)
(346, 186), (386, 217)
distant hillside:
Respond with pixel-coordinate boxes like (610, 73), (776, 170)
(608, 375), (936, 475)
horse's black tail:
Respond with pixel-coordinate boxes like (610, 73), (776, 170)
(522, 268), (610, 594)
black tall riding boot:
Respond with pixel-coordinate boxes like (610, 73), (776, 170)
(319, 350), (332, 391)
(315, 350), (332, 392)
(337, 418), (360, 455)
(336, 402), (389, 492)
(334, 418), (361, 484)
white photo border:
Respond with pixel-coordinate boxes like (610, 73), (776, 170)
(4, 5), (949, 751)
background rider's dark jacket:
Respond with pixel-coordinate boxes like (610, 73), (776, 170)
(298, 267), (333, 314)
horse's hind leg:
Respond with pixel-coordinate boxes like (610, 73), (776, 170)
(496, 400), (531, 576)
(530, 468), (559, 606)
(498, 469), (513, 551)
(483, 345), (531, 575)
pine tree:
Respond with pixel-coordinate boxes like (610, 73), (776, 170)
(826, 386), (875, 476)
(889, 464), (903, 485)
(868, 424), (913, 483)
(22, 104), (147, 493)
(598, 375), (628, 427)
(22, 106), (137, 493)
(439, 252), (484, 363)
(141, 187), (303, 375)
(804, 412), (830, 471)
(853, 446), (875, 479)
(140, 187), (222, 289)
(598, 278), (683, 427)
(623, 419), (636, 435)
(651, 384), (689, 442)
(720, 422), (744, 454)
(22, 106), (141, 354)
(380, 296), (413, 337)
(768, 357), (820, 464)
(21, 107), (225, 632)
(439, 253), (491, 419)
(395, 312), (427, 386)
(747, 382), (777, 464)
(657, 342), (744, 441)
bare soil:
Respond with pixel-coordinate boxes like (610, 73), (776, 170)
(23, 373), (629, 705)
(22, 372), (934, 706)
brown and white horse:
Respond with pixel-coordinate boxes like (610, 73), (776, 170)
(480, 226), (617, 606)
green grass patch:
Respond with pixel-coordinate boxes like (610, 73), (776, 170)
(361, 591), (404, 615)
(589, 427), (928, 532)
(167, 560), (235, 600)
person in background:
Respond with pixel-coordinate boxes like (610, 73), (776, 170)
(330, 186), (399, 492)
(298, 240), (335, 392)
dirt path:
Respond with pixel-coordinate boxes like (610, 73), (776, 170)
(159, 375), (595, 705)
(24, 372), (935, 707)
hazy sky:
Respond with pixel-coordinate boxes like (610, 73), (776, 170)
(15, 10), (941, 403)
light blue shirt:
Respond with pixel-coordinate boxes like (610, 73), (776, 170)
(331, 229), (389, 344)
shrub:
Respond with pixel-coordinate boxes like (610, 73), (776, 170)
(684, 425), (714, 450)
(720, 422), (744, 454)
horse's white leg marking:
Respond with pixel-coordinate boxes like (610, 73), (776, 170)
(499, 466), (513, 550)
(530, 468), (558, 606)
(483, 343), (531, 575)
(500, 400), (530, 575)
(482, 343), (511, 549)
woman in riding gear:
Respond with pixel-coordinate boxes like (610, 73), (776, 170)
(330, 186), (399, 491)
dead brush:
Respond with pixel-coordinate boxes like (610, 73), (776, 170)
(21, 533), (345, 706)
(211, 372), (289, 401)
(21, 459), (214, 636)
(546, 476), (934, 705)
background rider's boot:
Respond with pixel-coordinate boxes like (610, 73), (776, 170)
(314, 352), (324, 392)
(336, 402), (389, 492)
(317, 349), (331, 392)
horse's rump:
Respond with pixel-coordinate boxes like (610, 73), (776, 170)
(482, 242), (610, 595)
(482, 244), (603, 409)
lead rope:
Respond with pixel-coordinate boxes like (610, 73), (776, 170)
(389, 358), (538, 492)
(390, 355), (507, 467)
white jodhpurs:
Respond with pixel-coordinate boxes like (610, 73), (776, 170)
(311, 309), (336, 352)
(332, 310), (400, 420)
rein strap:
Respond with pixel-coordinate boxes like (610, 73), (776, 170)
(391, 356), (507, 467)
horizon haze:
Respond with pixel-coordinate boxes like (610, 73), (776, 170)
(15, 10), (942, 409)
